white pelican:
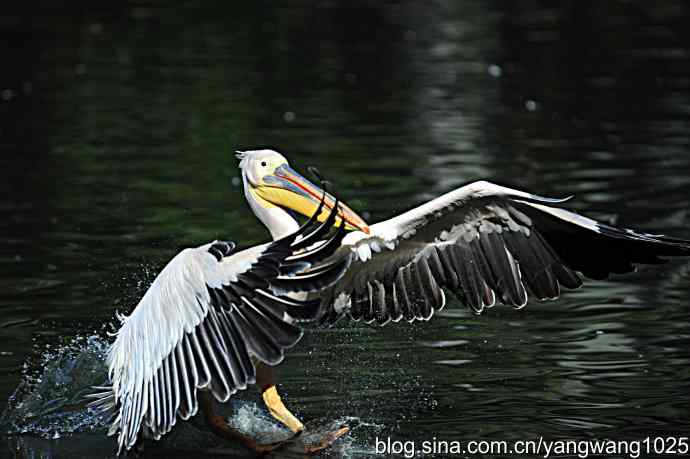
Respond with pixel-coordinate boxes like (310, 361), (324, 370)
(91, 148), (690, 455)
(88, 181), (361, 455)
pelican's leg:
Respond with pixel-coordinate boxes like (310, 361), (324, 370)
(198, 390), (295, 456)
(255, 361), (304, 433)
(255, 362), (350, 453)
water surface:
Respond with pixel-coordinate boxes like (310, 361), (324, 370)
(1, 1), (690, 457)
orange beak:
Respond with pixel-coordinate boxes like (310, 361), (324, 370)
(257, 163), (370, 234)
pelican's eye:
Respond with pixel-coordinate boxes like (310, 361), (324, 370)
(261, 161), (268, 167)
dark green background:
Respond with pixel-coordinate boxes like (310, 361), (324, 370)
(1, 1), (689, 457)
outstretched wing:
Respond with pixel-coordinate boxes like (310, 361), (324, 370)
(318, 181), (690, 325)
(88, 201), (349, 452)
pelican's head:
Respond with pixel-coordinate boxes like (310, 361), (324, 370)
(236, 149), (370, 236)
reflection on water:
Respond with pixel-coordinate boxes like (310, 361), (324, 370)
(2, 1), (690, 457)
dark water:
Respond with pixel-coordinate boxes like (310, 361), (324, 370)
(2, 1), (690, 458)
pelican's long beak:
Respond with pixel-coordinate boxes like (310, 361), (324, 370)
(254, 164), (370, 234)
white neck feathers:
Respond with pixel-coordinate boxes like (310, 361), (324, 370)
(242, 174), (299, 240)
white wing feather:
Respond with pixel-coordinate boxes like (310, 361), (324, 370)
(107, 243), (265, 412)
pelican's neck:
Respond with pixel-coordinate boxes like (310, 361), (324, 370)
(243, 175), (299, 240)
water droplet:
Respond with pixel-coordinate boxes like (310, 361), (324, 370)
(488, 64), (502, 78)
(283, 111), (296, 123)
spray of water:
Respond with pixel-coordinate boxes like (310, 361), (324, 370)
(1, 334), (112, 440)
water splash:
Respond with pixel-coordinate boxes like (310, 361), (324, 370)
(1, 334), (112, 439)
(225, 401), (378, 457)
(1, 333), (377, 458)
(226, 401), (293, 443)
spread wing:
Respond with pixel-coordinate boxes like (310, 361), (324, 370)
(318, 181), (690, 325)
(88, 202), (348, 452)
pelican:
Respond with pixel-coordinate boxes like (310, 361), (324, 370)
(91, 148), (690, 455)
(88, 183), (359, 455)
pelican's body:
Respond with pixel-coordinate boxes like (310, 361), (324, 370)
(92, 149), (690, 455)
